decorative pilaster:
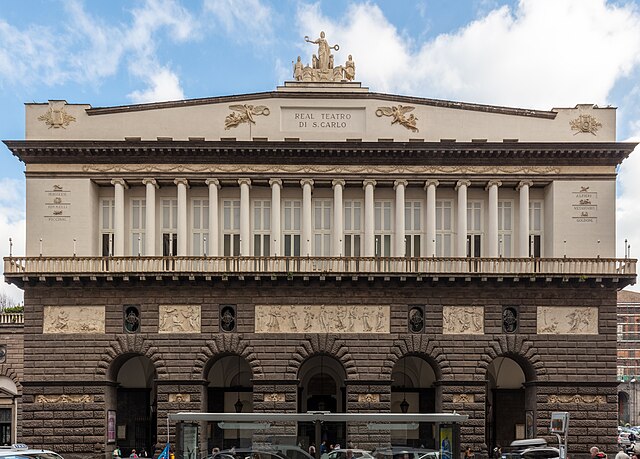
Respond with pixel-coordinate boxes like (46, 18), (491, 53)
(111, 179), (128, 256)
(424, 180), (439, 257)
(301, 179), (314, 256)
(363, 179), (376, 257)
(455, 180), (471, 257)
(517, 180), (533, 257)
(270, 179), (283, 256)
(332, 179), (345, 256)
(238, 178), (252, 256)
(394, 180), (408, 257)
(205, 179), (220, 256)
(142, 178), (158, 256)
(486, 180), (502, 257)
(174, 178), (189, 256)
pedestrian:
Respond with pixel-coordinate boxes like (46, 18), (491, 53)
(113, 446), (122, 459)
(615, 448), (630, 459)
(465, 447), (474, 459)
(140, 449), (148, 458)
(130, 449), (138, 459)
(591, 447), (607, 459)
(309, 443), (316, 456)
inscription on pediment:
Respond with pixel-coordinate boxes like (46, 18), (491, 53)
(281, 107), (365, 132)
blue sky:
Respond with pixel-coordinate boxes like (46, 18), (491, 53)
(1, 0), (640, 301)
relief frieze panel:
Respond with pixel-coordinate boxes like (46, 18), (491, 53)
(158, 305), (201, 333)
(255, 305), (389, 333)
(537, 306), (598, 334)
(35, 394), (93, 403)
(442, 306), (484, 334)
(43, 306), (105, 334)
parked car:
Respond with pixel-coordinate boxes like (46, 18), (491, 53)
(327, 450), (374, 459)
(619, 431), (633, 447)
(211, 449), (289, 459)
(0, 445), (65, 459)
(371, 447), (440, 459)
(501, 439), (559, 459)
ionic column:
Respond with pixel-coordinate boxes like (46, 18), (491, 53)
(142, 178), (158, 256)
(486, 180), (502, 257)
(238, 178), (251, 256)
(424, 180), (439, 257)
(174, 178), (189, 256)
(455, 180), (471, 257)
(363, 179), (376, 257)
(517, 180), (533, 257)
(394, 180), (408, 257)
(332, 179), (345, 256)
(205, 178), (220, 256)
(111, 178), (128, 256)
(300, 179), (314, 256)
(269, 179), (282, 256)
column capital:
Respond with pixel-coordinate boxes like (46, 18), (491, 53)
(174, 178), (190, 188)
(362, 179), (377, 189)
(269, 178), (283, 187)
(393, 179), (408, 190)
(424, 179), (439, 189)
(300, 178), (314, 188)
(455, 179), (471, 191)
(237, 178), (252, 188)
(485, 179), (502, 191)
(332, 179), (345, 188)
(516, 180), (533, 191)
(111, 178), (129, 189)
(142, 178), (159, 188)
(205, 178), (220, 188)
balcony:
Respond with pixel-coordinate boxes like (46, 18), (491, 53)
(3, 256), (636, 287)
(0, 312), (24, 325)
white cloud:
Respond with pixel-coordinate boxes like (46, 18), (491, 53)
(204, 0), (274, 43)
(297, 0), (640, 108)
(128, 67), (185, 103)
(0, 178), (25, 305)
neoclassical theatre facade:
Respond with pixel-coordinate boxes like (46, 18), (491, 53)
(2, 39), (637, 459)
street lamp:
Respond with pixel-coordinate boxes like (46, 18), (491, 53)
(631, 377), (637, 426)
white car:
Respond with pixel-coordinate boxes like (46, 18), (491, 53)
(0, 445), (65, 459)
(327, 450), (374, 459)
(618, 432), (633, 446)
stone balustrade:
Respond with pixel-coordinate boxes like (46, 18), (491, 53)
(0, 312), (24, 325)
(3, 256), (636, 281)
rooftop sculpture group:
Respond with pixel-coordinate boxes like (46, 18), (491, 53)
(293, 31), (355, 82)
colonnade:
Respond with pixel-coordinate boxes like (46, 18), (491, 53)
(109, 178), (535, 258)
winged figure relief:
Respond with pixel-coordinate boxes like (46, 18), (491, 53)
(375, 105), (419, 132)
(224, 104), (271, 130)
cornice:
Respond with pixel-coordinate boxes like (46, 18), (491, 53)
(4, 140), (636, 167)
(83, 90), (558, 120)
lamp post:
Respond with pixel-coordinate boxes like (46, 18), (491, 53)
(632, 377), (637, 426)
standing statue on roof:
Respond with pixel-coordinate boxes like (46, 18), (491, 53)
(304, 31), (339, 71)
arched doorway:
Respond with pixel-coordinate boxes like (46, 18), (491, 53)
(486, 356), (534, 451)
(619, 391), (631, 425)
(109, 355), (157, 457)
(0, 376), (18, 445)
(391, 356), (438, 448)
(298, 354), (346, 450)
(206, 355), (253, 450)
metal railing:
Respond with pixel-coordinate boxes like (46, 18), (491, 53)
(3, 256), (636, 277)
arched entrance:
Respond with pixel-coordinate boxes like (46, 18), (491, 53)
(0, 376), (18, 445)
(298, 354), (346, 449)
(486, 356), (535, 451)
(109, 355), (157, 457)
(206, 355), (253, 450)
(619, 391), (631, 425)
(391, 356), (438, 448)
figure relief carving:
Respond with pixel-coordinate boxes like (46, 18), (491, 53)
(292, 32), (355, 82)
(569, 114), (602, 135)
(43, 306), (105, 334)
(263, 393), (286, 402)
(169, 393), (191, 403)
(537, 306), (597, 334)
(452, 394), (474, 403)
(83, 163), (562, 176)
(375, 105), (419, 132)
(36, 394), (93, 403)
(358, 394), (380, 403)
(548, 394), (605, 404)
(224, 104), (270, 130)
(442, 306), (484, 334)
(159, 305), (201, 333)
(38, 101), (76, 129)
(255, 305), (389, 333)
